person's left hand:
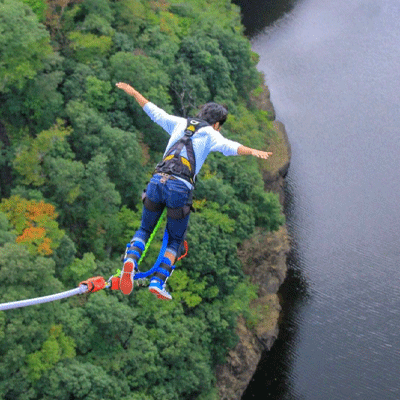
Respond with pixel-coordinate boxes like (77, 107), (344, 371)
(116, 82), (136, 96)
(252, 149), (273, 159)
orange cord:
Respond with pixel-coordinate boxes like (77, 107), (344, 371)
(177, 240), (188, 261)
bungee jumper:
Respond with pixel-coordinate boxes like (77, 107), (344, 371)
(115, 82), (273, 301)
(0, 83), (273, 311)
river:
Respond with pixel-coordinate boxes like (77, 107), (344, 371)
(239, 0), (400, 398)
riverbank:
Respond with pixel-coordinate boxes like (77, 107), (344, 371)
(216, 81), (291, 399)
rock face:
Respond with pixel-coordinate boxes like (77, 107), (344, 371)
(216, 84), (291, 400)
(215, 315), (264, 400)
(263, 120), (291, 203)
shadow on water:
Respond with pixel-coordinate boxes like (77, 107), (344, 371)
(232, 0), (298, 37)
(242, 178), (311, 400)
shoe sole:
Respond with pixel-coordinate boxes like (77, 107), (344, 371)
(120, 260), (134, 295)
(149, 287), (172, 300)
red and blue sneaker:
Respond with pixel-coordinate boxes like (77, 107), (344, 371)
(149, 277), (172, 300)
(120, 258), (136, 295)
(120, 241), (144, 295)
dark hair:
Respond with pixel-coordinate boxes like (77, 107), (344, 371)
(196, 102), (228, 127)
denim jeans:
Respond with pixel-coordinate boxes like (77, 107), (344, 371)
(132, 174), (192, 257)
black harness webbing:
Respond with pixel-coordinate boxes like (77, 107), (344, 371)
(155, 118), (209, 185)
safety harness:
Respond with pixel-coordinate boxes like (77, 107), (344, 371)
(155, 117), (209, 186)
(143, 118), (208, 219)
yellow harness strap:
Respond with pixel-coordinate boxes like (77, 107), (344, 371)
(163, 155), (192, 171)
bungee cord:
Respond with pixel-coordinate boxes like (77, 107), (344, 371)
(0, 285), (88, 311)
(0, 209), (177, 311)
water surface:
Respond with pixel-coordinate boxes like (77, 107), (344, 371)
(243, 0), (400, 398)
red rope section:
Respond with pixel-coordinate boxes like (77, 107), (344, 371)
(177, 240), (189, 261)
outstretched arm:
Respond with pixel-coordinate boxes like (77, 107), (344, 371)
(116, 82), (149, 108)
(237, 145), (272, 159)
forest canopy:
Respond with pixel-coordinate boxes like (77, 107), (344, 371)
(0, 0), (284, 399)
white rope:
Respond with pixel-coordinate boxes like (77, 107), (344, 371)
(0, 285), (88, 311)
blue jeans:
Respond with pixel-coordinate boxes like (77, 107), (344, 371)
(132, 174), (192, 257)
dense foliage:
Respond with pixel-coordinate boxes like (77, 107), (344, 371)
(0, 0), (284, 398)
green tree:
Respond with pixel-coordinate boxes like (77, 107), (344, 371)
(78, 154), (122, 258)
(61, 252), (96, 285)
(0, 52), (64, 136)
(168, 269), (207, 307)
(78, 291), (136, 354)
(134, 25), (180, 65)
(46, 156), (85, 213)
(84, 75), (113, 112)
(79, 0), (115, 36)
(26, 324), (76, 381)
(97, 125), (145, 207)
(38, 360), (128, 400)
(123, 291), (216, 398)
(68, 31), (113, 63)
(13, 120), (73, 187)
(0, 0), (52, 92)
(21, 0), (48, 21)
(176, 34), (237, 103)
(169, 61), (210, 116)
(0, 243), (65, 399)
(183, 215), (243, 297)
(205, 28), (260, 98)
(65, 99), (108, 162)
(22, 67), (65, 131)
(110, 52), (171, 108)
(62, 63), (95, 103)
(213, 156), (285, 230)
(0, 211), (14, 245)
(111, 0), (150, 37)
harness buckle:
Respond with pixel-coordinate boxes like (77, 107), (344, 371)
(160, 173), (169, 183)
(158, 172), (176, 183)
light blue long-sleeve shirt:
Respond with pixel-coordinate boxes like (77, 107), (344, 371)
(143, 102), (242, 188)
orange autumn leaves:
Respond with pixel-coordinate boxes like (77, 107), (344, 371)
(0, 196), (64, 255)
